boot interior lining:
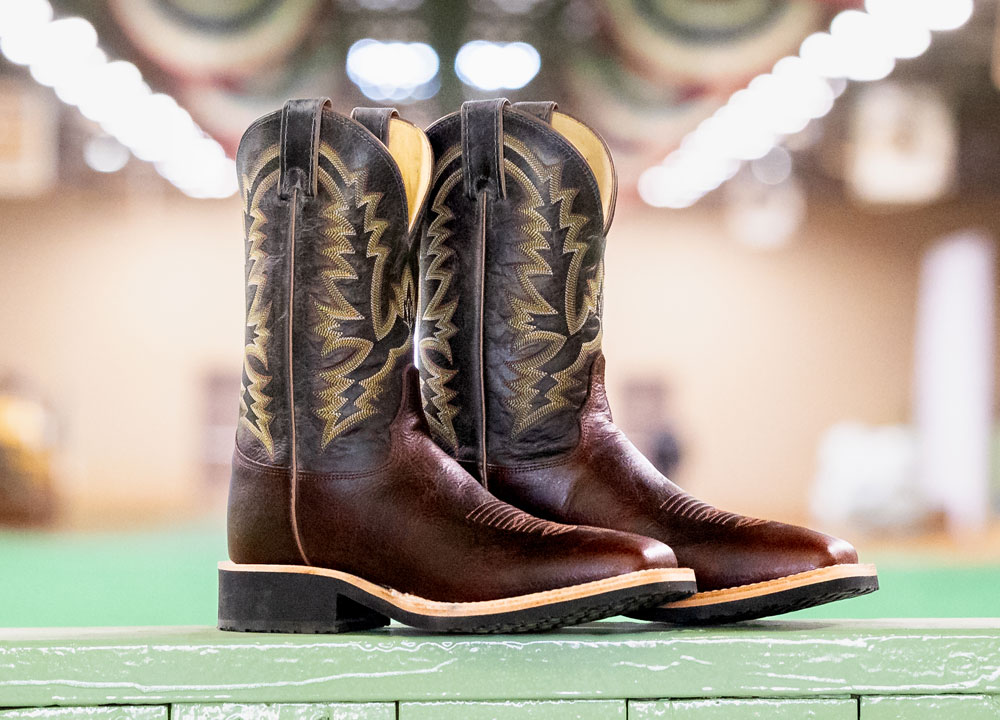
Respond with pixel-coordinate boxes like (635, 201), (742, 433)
(551, 111), (615, 228)
(386, 117), (433, 231)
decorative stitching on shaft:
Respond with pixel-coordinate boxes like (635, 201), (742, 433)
(500, 134), (603, 440)
(312, 142), (412, 448)
(418, 151), (463, 452)
(238, 145), (280, 459)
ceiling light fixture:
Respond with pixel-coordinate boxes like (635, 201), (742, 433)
(455, 41), (541, 91)
(346, 39), (440, 102)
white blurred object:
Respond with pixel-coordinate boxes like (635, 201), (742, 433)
(723, 166), (805, 250)
(455, 41), (540, 91)
(0, 80), (57, 197)
(83, 134), (129, 173)
(812, 422), (926, 531)
(847, 82), (956, 205)
(346, 39), (439, 102)
(914, 232), (997, 536)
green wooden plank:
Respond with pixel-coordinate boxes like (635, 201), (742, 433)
(399, 700), (623, 719)
(0, 620), (998, 706)
(630, 698), (856, 718)
(861, 695), (1000, 719)
(171, 703), (394, 720)
(0, 708), (166, 719)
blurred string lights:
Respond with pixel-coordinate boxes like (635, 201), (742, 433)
(346, 38), (541, 99)
(638, 0), (975, 209)
(455, 41), (541, 91)
(0, 0), (237, 198)
(346, 39), (440, 102)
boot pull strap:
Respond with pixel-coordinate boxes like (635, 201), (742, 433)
(461, 98), (509, 199)
(350, 107), (398, 145)
(512, 101), (557, 124)
(279, 97), (332, 200)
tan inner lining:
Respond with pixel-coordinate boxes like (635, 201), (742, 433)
(551, 111), (615, 228)
(220, 561), (694, 617)
(386, 117), (433, 231)
(659, 563), (878, 609)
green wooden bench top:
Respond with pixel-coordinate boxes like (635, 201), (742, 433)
(1, 620), (997, 707)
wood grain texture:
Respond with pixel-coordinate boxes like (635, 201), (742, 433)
(861, 694), (1000, 719)
(630, 698), (857, 718)
(171, 703), (394, 720)
(399, 700), (624, 719)
(0, 620), (998, 706)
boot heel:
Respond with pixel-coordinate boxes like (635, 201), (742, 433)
(218, 564), (390, 634)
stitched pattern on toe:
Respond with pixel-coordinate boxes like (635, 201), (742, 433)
(659, 492), (767, 529)
(466, 499), (577, 536)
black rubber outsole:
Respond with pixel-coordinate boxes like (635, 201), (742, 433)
(218, 566), (697, 634)
(630, 574), (879, 625)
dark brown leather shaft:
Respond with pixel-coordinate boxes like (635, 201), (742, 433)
(228, 100), (679, 601)
(417, 100), (859, 593)
(236, 99), (412, 474)
(419, 101), (606, 469)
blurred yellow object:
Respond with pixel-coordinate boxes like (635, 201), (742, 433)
(0, 391), (56, 527)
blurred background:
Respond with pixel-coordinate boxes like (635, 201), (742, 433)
(0, 0), (998, 627)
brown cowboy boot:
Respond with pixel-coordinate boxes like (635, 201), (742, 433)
(218, 99), (695, 634)
(416, 98), (877, 624)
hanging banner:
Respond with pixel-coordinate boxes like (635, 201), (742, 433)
(599, 0), (832, 90)
(109, 0), (322, 80)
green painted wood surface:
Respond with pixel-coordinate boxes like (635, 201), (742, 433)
(0, 620), (998, 706)
(171, 703), (394, 720)
(630, 698), (857, 718)
(861, 694), (1000, 719)
(399, 700), (624, 719)
(0, 708), (166, 719)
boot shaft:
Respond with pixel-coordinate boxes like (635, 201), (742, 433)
(236, 99), (430, 473)
(417, 99), (616, 474)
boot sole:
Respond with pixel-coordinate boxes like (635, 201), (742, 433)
(218, 561), (696, 634)
(630, 563), (878, 625)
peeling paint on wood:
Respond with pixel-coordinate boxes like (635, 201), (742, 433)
(0, 708), (166, 719)
(861, 694), (1000, 719)
(0, 620), (998, 706)
(399, 700), (624, 719)
(171, 703), (395, 720)
(630, 698), (857, 718)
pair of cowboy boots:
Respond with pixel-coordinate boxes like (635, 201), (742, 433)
(218, 98), (877, 634)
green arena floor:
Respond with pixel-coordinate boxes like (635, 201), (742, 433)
(1, 525), (998, 627)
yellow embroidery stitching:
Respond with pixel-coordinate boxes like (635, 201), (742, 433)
(317, 142), (404, 341)
(418, 165), (463, 451)
(238, 145), (280, 458)
(503, 158), (567, 438)
(552, 170), (597, 336)
(503, 136), (596, 336)
(312, 144), (411, 448)
(546, 325), (603, 418)
(501, 136), (603, 439)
